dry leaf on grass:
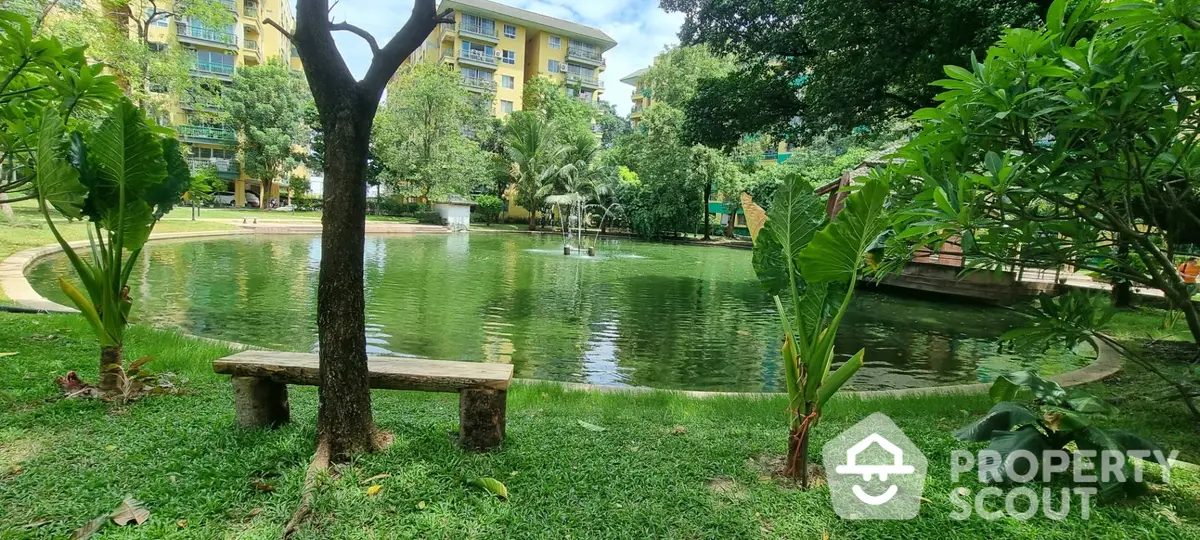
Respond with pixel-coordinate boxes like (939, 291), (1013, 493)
(0, 352), (17, 357)
(252, 481), (275, 492)
(70, 516), (107, 540)
(576, 420), (606, 432)
(360, 473), (391, 485)
(110, 496), (150, 526)
(473, 477), (508, 501)
(366, 485), (383, 496)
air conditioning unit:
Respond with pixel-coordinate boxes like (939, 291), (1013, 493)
(559, 64), (568, 73)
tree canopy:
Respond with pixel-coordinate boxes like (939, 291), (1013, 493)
(221, 58), (312, 207)
(661, 0), (1052, 146)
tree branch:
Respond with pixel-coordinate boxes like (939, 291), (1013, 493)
(330, 21), (379, 55)
(264, 18), (296, 43)
(434, 8), (455, 24)
(359, 0), (443, 96)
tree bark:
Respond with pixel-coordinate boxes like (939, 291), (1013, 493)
(527, 211), (537, 231)
(260, 178), (273, 211)
(702, 181), (712, 241)
(99, 345), (122, 394)
(315, 99), (378, 459)
(1112, 238), (1133, 308)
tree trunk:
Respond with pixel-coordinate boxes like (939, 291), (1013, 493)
(315, 100), (378, 459)
(99, 344), (122, 393)
(0, 191), (12, 219)
(261, 178), (273, 211)
(702, 181), (712, 241)
(527, 211), (537, 231)
(1112, 238), (1133, 308)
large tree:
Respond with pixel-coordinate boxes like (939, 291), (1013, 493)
(263, 0), (452, 464)
(661, 0), (1052, 147)
(504, 110), (564, 230)
(222, 58), (312, 210)
(373, 62), (490, 201)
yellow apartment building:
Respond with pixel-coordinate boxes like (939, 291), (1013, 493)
(102, 0), (303, 207)
(619, 68), (650, 127)
(404, 0), (616, 117)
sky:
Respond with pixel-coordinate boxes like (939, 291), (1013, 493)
(310, 0), (685, 115)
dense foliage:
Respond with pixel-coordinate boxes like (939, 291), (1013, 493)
(662, 0), (1052, 146)
(889, 0), (1200, 344)
(221, 58), (312, 209)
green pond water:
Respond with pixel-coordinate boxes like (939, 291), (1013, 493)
(27, 233), (1085, 392)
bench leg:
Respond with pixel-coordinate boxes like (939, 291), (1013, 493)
(232, 376), (290, 428)
(459, 388), (507, 451)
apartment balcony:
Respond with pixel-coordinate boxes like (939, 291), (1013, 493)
(566, 73), (603, 89)
(243, 39), (263, 63)
(180, 96), (223, 112)
(216, 0), (236, 10)
(457, 21), (498, 43)
(178, 124), (237, 145)
(187, 157), (239, 177)
(437, 22), (456, 42)
(191, 60), (235, 79)
(243, 4), (259, 18)
(566, 46), (604, 67)
(460, 75), (495, 93)
(458, 49), (498, 69)
(178, 25), (238, 49)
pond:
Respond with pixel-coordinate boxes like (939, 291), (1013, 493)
(27, 233), (1085, 392)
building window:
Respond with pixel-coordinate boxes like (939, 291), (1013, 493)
(548, 59), (560, 73)
(500, 100), (513, 114)
(502, 75), (514, 89)
(548, 35), (561, 49)
(501, 50), (515, 64)
(503, 24), (516, 38)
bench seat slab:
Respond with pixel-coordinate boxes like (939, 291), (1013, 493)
(213, 350), (513, 392)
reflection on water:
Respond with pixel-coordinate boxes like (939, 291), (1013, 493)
(27, 233), (1084, 392)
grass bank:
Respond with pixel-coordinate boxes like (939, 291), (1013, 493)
(0, 209), (237, 304)
(1, 313), (1197, 538)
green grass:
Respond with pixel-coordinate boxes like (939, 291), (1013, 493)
(1, 313), (1197, 538)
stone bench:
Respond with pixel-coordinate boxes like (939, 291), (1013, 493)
(213, 350), (513, 451)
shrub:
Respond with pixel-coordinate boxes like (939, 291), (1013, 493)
(415, 211), (444, 225)
(473, 194), (503, 225)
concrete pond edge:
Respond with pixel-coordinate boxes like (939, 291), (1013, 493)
(1, 226), (1123, 399)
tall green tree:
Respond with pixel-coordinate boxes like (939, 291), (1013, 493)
(891, 0), (1200, 344)
(373, 62), (490, 201)
(222, 58), (312, 209)
(504, 110), (564, 230)
(662, 0), (1052, 147)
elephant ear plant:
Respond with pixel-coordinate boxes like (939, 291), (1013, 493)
(745, 172), (891, 487)
(956, 370), (1163, 499)
(32, 98), (190, 394)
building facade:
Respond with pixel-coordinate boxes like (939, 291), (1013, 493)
(135, 0), (303, 207)
(405, 0), (616, 117)
(619, 68), (650, 127)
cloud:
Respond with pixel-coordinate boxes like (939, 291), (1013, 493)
(306, 0), (682, 115)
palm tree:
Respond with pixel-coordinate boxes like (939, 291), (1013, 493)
(551, 132), (617, 251)
(503, 111), (564, 231)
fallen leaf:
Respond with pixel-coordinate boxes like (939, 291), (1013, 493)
(104, 445), (116, 452)
(577, 420), (606, 432)
(360, 473), (391, 485)
(20, 520), (51, 530)
(176, 520), (188, 528)
(252, 481), (275, 492)
(920, 497), (932, 504)
(70, 516), (107, 539)
(1159, 508), (1182, 525)
(509, 470), (519, 476)
(670, 425), (687, 435)
(0, 352), (17, 357)
(247, 508), (264, 517)
(736, 330), (751, 336)
(110, 496), (150, 526)
(473, 477), (508, 501)
(366, 485), (383, 497)
(416, 500), (426, 510)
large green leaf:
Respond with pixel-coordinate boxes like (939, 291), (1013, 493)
(954, 401), (1040, 441)
(145, 137), (191, 218)
(88, 99), (166, 208)
(751, 222), (798, 296)
(797, 176), (890, 284)
(981, 425), (1052, 481)
(816, 348), (864, 408)
(34, 109), (86, 219)
(100, 200), (154, 252)
(766, 173), (825, 264)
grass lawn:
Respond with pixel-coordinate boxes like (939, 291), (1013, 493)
(1, 313), (1198, 538)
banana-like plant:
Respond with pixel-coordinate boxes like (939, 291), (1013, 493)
(745, 172), (891, 487)
(33, 98), (189, 393)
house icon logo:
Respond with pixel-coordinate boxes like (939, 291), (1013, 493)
(824, 413), (927, 520)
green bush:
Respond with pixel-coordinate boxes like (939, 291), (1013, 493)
(415, 211), (444, 225)
(376, 197), (428, 217)
(473, 194), (503, 225)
